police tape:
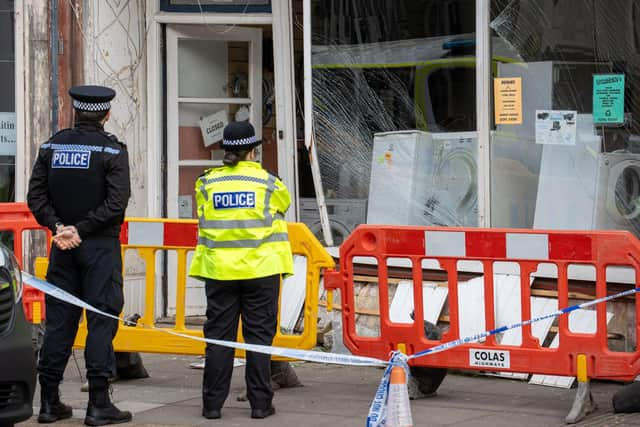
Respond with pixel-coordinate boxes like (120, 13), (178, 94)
(407, 286), (640, 361)
(366, 286), (640, 427)
(22, 271), (640, 427)
(21, 272), (387, 367)
(367, 351), (409, 427)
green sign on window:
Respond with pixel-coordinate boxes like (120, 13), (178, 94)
(593, 74), (625, 124)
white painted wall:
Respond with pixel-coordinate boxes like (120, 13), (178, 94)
(83, 1), (151, 316)
(18, 0), (52, 202)
(83, 0), (149, 218)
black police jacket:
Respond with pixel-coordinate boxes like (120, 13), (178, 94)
(27, 121), (131, 239)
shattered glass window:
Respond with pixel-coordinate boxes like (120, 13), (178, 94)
(308, 0), (478, 238)
(490, 0), (640, 237)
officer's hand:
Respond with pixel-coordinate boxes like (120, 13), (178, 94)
(55, 222), (67, 235)
(53, 226), (82, 250)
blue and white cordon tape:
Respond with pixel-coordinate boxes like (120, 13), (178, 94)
(21, 272), (387, 368)
(22, 272), (640, 427)
(408, 286), (640, 361)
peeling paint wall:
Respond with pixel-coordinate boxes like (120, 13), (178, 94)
(82, 0), (148, 218)
(22, 0), (51, 180)
(82, 1), (150, 315)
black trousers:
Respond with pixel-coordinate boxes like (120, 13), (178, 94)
(37, 237), (124, 386)
(202, 275), (280, 411)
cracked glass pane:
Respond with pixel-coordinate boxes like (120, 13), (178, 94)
(309, 0), (480, 233)
(490, 0), (640, 237)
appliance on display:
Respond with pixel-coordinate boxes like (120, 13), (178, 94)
(595, 153), (640, 234)
(299, 198), (367, 246)
(533, 115), (640, 236)
(490, 130), (540, 229)
(492, 61), (612, 230)
(366, 130), (478, 227)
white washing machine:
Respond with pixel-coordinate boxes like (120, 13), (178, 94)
(594, 152), (640, 234)
(424, 132), (479, 226)
(533, 115), (601, 231)
(366, 130), (478, 226)
(534, 119), (640, 236)
(299, 198), (367, 246)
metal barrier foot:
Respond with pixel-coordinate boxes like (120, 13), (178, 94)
(565, 380), (596, 424)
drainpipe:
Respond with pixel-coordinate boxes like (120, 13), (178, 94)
(55, 0), (83, 130)
(50, 0), (58, 131)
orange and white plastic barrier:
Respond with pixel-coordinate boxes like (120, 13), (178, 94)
(325, 225), (640, 423)
(0, 202), (50, 323)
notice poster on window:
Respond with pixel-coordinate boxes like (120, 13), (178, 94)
(0, 112), (16, 156)
(494, 77), (522, 125)
(535, 110), (577, 145)
(593, 74), (625, 124)
(199, 110), (228, 147)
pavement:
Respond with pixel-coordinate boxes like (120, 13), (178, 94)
(15, 350), (640, 427)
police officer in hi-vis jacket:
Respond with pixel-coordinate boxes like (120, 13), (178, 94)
(27, 85), (132, 426)
(189, 120), (293, 420)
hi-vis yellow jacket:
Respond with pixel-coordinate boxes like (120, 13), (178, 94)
(188, 161), (294, 281)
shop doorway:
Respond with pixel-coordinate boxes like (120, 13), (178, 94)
(166, 24), (263, 219)
(166, 24), (262, 315)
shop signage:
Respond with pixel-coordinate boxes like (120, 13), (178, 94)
(535, 110), (577, 145)
(469, 348), (510, 369)
(199, 110), (228, 147)
(593, 74), (625, 124)
(494, 77), (522, 125)
(0, 112), (16, 156)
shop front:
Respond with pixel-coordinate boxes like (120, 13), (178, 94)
(305, 0), (640, 359)
(306, 0), (640, 249)
(13, 1), (638, 250)
(8, 1), (640, 315)
(153, 1), (299, 225)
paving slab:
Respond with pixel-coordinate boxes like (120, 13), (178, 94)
(16, 351), (638, 427)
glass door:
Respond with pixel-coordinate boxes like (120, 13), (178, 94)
(167, 24), (262, 219)
(166, 24), (262, 315)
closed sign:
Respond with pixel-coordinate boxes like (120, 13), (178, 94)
(469, 349), (510, 369)
(199, 110), (228, 147)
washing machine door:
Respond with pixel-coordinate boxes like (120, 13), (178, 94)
(606, 159), (640, 229)
(430, 147), (478, 226)
(309, 220), (352, 247)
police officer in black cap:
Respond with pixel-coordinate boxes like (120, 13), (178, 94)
(27, 85), (132, 425)
(189, 121), (293, 420)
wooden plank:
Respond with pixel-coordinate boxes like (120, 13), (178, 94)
(350, 276), (634, 300)
(318, 300), (451, 323)
(353, 275), (448, 287)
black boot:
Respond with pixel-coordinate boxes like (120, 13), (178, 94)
(38, 384), (73, 423)
(84, 377), (132, 426)
(251, 405), (275, 419)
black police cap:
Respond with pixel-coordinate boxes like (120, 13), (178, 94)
(69, 85), (116, 112)
(220, 121), (262, 152)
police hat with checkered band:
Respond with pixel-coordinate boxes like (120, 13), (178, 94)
(69, 85), (116, 112)
(221, 121), (261, 152)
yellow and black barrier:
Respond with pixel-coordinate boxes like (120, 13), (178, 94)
(34, 218), (335, 357)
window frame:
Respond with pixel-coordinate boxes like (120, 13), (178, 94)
(476, 0), (492, 227)
(159, 0), (271, 13)
(13, 0), (24, 201)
